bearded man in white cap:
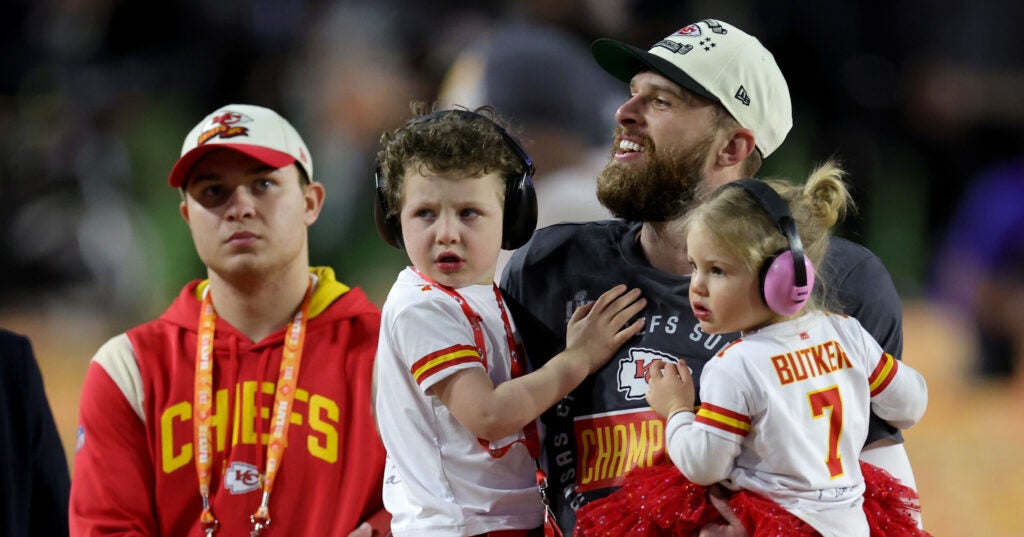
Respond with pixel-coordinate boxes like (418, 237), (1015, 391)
(70, 104), (389, 537)
(500, 19), (921, 536)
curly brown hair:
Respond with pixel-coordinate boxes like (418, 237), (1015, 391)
(375, 103), (529, 219)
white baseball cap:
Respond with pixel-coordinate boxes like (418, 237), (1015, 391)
(168, 104), (313, 188)
(592, 19), (792, 158)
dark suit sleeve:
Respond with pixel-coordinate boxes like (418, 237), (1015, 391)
(0, 329), (71, 537)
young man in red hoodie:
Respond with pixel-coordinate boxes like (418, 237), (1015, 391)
(69, 104), (388, 537)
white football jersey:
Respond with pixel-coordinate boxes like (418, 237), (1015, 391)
(375, 268), (543, 536)
(668, 311), (927, 537)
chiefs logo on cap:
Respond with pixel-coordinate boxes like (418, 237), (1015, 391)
(197, 111), (252, 145)
(676, 24), (702, 37)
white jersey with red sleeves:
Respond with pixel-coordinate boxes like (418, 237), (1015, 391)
(375, 267), (543, 536)
(669, 311), (927, 536)
(500, 220), (909, 532)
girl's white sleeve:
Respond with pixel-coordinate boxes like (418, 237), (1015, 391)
(664, 410), (741, 486)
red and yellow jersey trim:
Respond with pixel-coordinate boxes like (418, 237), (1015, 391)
(868, 352), (899, 397)
(695, 402), (751, 437)
(411, 344), (482, 386)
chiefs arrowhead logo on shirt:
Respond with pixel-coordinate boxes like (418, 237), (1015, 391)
(224, 461), (261, 494)
(617, 348), (679, 400)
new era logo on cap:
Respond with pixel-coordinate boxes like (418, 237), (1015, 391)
(591, 19), (792, 158)
(168, 104), (313, 188)
(735, 86), (751, 106)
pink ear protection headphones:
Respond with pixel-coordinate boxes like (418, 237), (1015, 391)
(724, 179), (815, 316)
(372, 109), (537, 251)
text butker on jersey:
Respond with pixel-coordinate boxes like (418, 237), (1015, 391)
(499, 219), (905, 530)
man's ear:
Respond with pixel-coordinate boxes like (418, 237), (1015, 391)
(180, 199), (190, 223)
(715, 127), (756, 168)
(303, 181), (326, 226)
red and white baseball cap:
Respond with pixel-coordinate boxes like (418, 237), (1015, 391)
(592, 19), (792, 158)
(168, 104), (313, 188)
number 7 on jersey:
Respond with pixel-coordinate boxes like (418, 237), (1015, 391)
(807, 385), (844, 478)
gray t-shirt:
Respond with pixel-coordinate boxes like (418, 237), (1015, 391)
(500, 219), (905, 532)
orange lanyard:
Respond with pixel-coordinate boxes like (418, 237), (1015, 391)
(194, 278), (313, 537)
(409, 268), (539, 458)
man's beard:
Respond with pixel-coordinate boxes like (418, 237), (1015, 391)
(597, 130), (714, 222)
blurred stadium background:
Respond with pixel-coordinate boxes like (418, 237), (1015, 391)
(1, 1), (1021, 535)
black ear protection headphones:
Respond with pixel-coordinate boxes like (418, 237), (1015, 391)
(722, 179), (815, 316)
(373, 109), (538, 250)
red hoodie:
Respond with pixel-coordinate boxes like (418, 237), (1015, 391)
(70, 267), (387, 536)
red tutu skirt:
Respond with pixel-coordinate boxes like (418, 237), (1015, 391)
(574, 462), (929, 537)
